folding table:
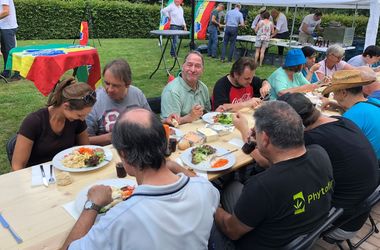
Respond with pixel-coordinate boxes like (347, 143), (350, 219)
(149, 30), (190, 79)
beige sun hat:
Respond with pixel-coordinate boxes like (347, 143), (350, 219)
(322, 70), (377, 95)
(259, 6), (267, 14)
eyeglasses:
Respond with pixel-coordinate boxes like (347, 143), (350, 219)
(68, 91), (96, 104)
(331, 54), (345, 61)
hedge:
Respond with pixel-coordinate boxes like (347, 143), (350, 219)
(16, 0), (379, 44)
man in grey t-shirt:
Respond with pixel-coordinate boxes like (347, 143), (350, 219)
(86, 59), (151, 145)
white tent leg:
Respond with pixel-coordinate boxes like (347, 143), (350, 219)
(364, 0), (380, 48)
(289, 5), (298, 46)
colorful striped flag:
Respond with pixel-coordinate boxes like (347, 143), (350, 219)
(159, 0), (173, 30)
(194, 1), (215, 40)
(79, 21), (89, 46)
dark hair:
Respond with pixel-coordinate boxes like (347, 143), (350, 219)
(47, 78), (96, 110)
(345, 86), (363, 95)
(282, 64), (303, 73)
(314, 10), (323, 17)
(230, 57), (257, 77)
(112, 110), (167, 171)
(103, 59), (132, 87)
(301, 46), (317, 58)
(184, 50), (204, 67)
(261, 11), (270, 19)
(254, 101), (304, 149)
(278, 93), (321, 128)
(363, 45), (380, 58)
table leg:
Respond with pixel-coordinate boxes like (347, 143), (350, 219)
(169, 37), (182, 72)
(149, 37), (170, 79)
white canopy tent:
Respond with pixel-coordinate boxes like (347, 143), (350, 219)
(216, 0), (380, 48)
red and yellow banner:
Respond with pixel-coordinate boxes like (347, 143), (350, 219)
(79, 21), (89, 46)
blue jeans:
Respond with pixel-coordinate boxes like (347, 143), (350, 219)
(207, 25), (218, 57)
(221, 26), (238, 61)
(0, 28), (18, 77)
(169, 25), (184, 57)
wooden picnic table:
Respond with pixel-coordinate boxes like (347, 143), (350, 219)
(0, 109), (255, 250)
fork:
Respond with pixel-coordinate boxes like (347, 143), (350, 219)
(208, 149), (238, 166)
(48, 164), (55, 184)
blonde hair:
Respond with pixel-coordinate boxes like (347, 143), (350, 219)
(47, 78), (96, 110)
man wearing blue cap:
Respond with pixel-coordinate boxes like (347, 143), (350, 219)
(268, 49), (318, 99)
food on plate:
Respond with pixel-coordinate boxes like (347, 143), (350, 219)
(213, 113), (233, 125)
(100, 185), (135, 213)
(183, 132), (204, 144)
(61, 147), (105, 168)
(171, 118), (179, 127)
(191, 145), (216, 164)
(211, 158), (229, 168)
(56, 172), (72, 186)
(178, 139), (191, 150)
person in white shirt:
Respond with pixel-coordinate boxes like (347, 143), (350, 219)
(62, 108), (220, 250)
(348, 45), (380, 72)
(161, 0), (187, 57)
(0, 0), (20, 80)
(270, 9), (289, 55)
(299, 10), (323, 44)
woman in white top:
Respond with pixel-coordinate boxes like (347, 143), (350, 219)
(316, 44), (355, 80)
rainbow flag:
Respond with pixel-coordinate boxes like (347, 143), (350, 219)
(194, 1), (215, 40)
(159, 0), (173, 30)
(6, 44), (101, 96)
(79, 21), (89, 46)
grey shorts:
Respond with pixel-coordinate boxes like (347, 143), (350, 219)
(255, 40), (269, 48)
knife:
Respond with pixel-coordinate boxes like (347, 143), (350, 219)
(0, 213), (23, 244)
(40, 165), (48, 187)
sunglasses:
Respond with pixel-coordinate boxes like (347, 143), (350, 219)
(69, 90), (96, 104)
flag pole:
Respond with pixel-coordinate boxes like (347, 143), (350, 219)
(189, 0), (196, 50)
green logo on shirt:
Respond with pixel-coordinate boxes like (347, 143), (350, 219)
(293, 192), (305, 215)
(293, 180), (333, 215)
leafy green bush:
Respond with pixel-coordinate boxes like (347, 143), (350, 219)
(16, 0), (379, 44)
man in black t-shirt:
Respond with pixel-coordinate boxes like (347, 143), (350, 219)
(212, 57), (271, 111)
(279, 92), (379, 240)
(213, 101), (333, 249)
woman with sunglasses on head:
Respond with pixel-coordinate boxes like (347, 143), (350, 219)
(315, 44), (354, 80)
(12, 78), (97, 171)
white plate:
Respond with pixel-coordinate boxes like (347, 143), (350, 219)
(202, 112), (233, 125)
(170, 127), (184, 138)
(75, 179), (137, 214)
(52, 145), (113, 172)
(180, 146), (236, 172)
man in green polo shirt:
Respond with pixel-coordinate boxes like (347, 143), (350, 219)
(161, 51), (211, 124)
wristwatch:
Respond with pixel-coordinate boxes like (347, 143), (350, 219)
(84, 199), (102, 213)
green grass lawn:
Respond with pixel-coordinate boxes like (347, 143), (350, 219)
(0, 38), (277, 174)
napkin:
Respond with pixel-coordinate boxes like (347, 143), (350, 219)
(62, 201), (80, 220)
(175, 158), (208, 179)
(228, 138), (244, 148)
(31, 164), (55, 187)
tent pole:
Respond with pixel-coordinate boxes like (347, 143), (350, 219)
(352, 4), (358, 27)
(289, 5), (298, 46)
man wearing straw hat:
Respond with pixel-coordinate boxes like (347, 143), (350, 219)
(322, 70), (380, 162)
